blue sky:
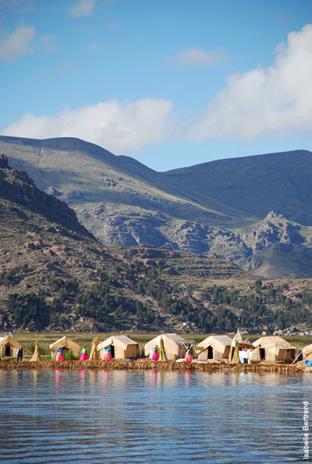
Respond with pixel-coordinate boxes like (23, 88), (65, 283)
(0, 0), (311, 170)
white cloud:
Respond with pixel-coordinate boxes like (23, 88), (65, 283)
(172, 47), (224, 66)
(189, 24), (312, 140)
(0, 24), (35, 61)
(70, 0), (97, 17)
(2, 24), (311, 152)
(1, 99), (173, 152)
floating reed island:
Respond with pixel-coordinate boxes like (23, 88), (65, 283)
(1, 329), (312, 373)
(0, 358), (307, 375)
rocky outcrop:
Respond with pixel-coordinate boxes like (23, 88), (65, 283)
(245, 211), (304, 251)
(167, 221), (251, 264)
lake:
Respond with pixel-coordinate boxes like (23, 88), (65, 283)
(0, 369), (311, 463)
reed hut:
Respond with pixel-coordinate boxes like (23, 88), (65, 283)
(196, 335), (232, 360)
(97, 335), (139, 360)
(302, 344), (312, 361)
(144, 334), (190, 361)
(0, 335), (21, 358)
(49, 336), (81, 360)
(253, 336), (296, 363)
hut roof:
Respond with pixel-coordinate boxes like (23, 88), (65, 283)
(0, 335), (21, 349)
(97, 335), (138, 351)
(253, 336), (295, 350)
(302, 344), (312, 357)
(197, 335), (232, 351)
(49, 336), (81, 352)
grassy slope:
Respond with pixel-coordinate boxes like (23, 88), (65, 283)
(0, 136), (233, 225)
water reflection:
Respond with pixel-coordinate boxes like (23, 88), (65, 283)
(0, 370), (311, 463)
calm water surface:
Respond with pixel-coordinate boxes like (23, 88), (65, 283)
(0, 369), (311, 463)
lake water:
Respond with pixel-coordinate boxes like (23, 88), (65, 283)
(0, 369), (311, 463)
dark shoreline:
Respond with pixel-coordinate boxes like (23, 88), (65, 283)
(0, 359), (307, 375)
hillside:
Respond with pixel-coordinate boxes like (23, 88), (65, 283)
(1, 156), (312, 333)
(0, 156), (252, 333)
(1, 136), (312, 278)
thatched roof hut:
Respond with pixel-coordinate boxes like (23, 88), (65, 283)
(253, 336), (296, 363)
(302, 344), (312, 360)
(97, 335), (139, 360)
(0, 335), (21, 358)
(49, 336), (81, 360)
(144, 334), (190, 361)
(196, 335), (232, 360)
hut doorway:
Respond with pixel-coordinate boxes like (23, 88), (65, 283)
(259, 348), (265, 360)
(110, 345), (115, 358)
(5, 344), (11, 357)
(207, 346), (213, 359)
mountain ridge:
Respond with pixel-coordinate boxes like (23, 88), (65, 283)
(1, 135), (312, 278)
(165, 149), (312, 225)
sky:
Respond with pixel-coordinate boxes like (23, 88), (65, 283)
(0, 0), (311, 171)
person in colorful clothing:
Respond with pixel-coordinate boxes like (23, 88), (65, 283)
(80, 347), (89, 361)
(103, 346), (112, 361)
(56, 347), (64, 362)
(150, 345), (159, 361)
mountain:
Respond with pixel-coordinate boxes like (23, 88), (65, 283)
(0, 155), (247, 332)
(0, 135), (235, 224)
(1, 135), (312, 278)
(165, 149), (312, 225)
(1, 155), (312, 333)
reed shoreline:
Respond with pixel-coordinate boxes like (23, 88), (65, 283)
(0, 359), (308, 375)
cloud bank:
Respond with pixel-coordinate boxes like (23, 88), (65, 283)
(2, 99), (173, 152)
(189, 24), (312, 140)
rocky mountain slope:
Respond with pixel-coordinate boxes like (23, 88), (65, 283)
(0, 155), (249, 332)
(1, 135), (312, 278)
(1, 156), (312, 333)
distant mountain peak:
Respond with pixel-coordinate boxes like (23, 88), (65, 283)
(246, 210), (304, 253)
(263, 210), (289, 223)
